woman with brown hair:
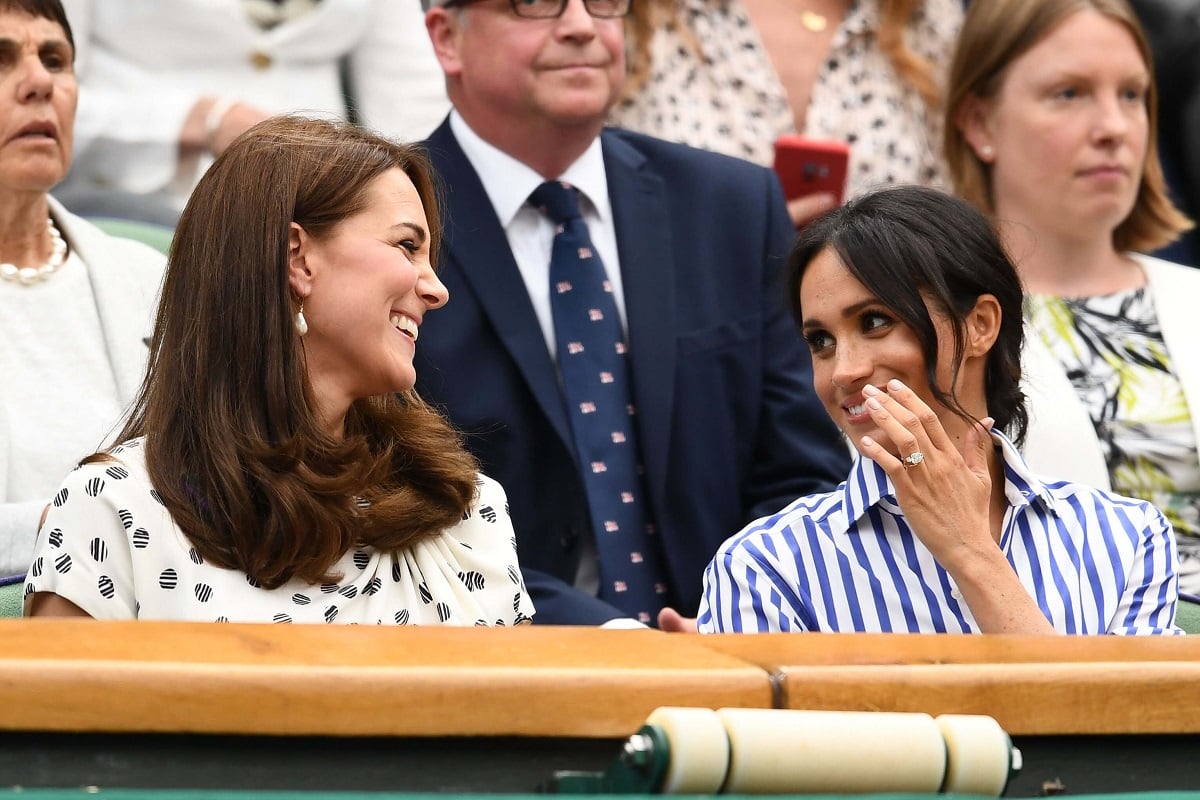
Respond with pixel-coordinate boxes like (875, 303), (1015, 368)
(24, 115), (534, 624)
(609, 0), (961, 225)
(946, 0), (1200, 593)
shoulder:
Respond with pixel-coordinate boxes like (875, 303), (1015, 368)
(714, 488), (846, 564)
(1038, 476), (1169, 534)
(602, 127), (778, 187)
(53, 439), (153, 498)
(1133, 252), (1200, 284)
(48, 196), (168, 285)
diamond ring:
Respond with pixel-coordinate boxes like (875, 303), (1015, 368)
(902, 451), (925, 468)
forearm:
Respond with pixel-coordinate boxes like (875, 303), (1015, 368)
(949, 547), (1058, 635)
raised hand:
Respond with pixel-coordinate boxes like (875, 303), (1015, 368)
(856, 379), (996, 571)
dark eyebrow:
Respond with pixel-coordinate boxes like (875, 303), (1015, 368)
(801, 298), (879, 333)
(393, 222), (427, 245)
(0, 36), (74, 61)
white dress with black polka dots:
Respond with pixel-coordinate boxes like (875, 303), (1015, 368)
(24, 439), (535, 625)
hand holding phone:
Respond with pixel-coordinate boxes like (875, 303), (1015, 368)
(772, 135), (850, 207)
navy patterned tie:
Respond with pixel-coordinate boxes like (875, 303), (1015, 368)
(530, 180), (667, 624)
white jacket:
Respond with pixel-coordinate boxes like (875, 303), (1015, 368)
(58, 0), (450, 213)
(0, 197), (165, 577)
(1022, 253), (1200, 489)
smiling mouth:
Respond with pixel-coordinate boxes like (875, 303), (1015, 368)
(390, 313), (418, 341)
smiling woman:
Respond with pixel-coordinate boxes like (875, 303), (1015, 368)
(0, 0), (165, 579)
(22, 115), (535, 626)
(698, 185), (1183, 637)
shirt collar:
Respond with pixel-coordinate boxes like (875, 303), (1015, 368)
(838, 429), (1061, 534)
(449, 110), (612, 225)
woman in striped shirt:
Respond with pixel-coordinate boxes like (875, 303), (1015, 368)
(699, 185), (1182, 635)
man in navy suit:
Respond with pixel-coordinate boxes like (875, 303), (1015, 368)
(418, 0), (849, 626)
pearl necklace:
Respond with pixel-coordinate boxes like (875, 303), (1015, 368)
(0, 218), (68, 286)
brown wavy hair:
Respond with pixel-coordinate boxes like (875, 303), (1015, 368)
(944, 0), (1191, 253)
(623, 0), (940, 112)
(105, 115), (479, 589)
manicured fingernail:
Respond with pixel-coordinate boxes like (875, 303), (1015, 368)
(866, 397), (882, 410)
(888, 379), (904, 392)
(982, 416), (995, 430)
(861, 436), (875, 447)
(862, 384), (880, 396)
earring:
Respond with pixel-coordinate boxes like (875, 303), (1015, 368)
(294, 303), (308, 336)
(980, 144), (995, 161)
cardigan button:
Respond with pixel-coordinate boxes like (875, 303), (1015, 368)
(249, 50), (273, 70)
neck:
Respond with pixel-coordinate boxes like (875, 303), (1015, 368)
(996, 213), (1141, 297)
(455, 105), (603, 180)
(0, 193), (54, 266)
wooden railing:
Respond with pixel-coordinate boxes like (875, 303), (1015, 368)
(1, 621), (1196, 738)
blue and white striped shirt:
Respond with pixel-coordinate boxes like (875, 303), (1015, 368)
(699, 433), (1183, 635)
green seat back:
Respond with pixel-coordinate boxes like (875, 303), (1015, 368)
(1175, 595), (1200, 635)
(0, 580), (24, 618)
(89, 217), (174, 255)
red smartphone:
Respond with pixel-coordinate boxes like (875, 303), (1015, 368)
(772, 135), (850, 206)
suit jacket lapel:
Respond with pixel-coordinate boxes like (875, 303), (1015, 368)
(602, 133), (677, 505)
(427, 122), (574, 448)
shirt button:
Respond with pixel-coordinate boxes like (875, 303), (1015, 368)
(249, 51), (273, 70)
(951, 588), (963, 600)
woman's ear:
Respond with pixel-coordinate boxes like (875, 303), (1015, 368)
(287, 222), (313, 299)
(966, 294), (1002, 358)
(957, 94), (997, 163)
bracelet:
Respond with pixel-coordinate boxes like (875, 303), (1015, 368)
(204, 95), (238, 151)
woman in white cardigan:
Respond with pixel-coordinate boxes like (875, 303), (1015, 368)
(56, 0), (450, 222)
(0, 0), (164, 578)
(946, 0), (1199, 593)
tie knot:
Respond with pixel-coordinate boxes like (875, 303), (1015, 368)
(530, 180), (582, 225)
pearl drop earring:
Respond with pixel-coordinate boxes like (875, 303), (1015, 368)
(294, 303), (308, 336)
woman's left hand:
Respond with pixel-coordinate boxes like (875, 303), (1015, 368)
(856, 380), (996, 571)
(856, 380), (1057, 635)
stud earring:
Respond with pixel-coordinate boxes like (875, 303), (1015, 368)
(294, 303), (308, 336)
(980, 144), (995, 161)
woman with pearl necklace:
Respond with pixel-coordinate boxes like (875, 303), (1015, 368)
(0, 0), (164, 580)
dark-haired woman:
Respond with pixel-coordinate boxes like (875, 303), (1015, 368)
(24, 115), (533, 625)
(699, 186), (1181, 635)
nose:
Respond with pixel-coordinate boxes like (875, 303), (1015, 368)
(17, 55), (54, 102)
(555, 0), (597, 35)
(1091, 91), (1134, 145)
(419, 265), (449, 311)
(830, 341), (872, 390)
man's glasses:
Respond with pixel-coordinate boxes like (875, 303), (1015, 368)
(444, 0), (632, 19)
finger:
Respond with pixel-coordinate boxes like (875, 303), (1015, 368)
(657, 607), (699, 633)
(787, 192), (837, 228)
(884, 379), (953, 454)
(859, 434), (905, 477)
(862, 383), (928, 459)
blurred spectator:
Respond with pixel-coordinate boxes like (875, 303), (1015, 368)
(56, 0), (450, 225)
(609, 0), (961, 225)
(0, 0), (164, 577)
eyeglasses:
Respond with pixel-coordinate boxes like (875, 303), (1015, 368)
(444, 0), (632, 19)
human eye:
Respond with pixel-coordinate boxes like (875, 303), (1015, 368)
(1121, 83), (1147, 104)
(862, 311), (893, 334)
(803, 329), (835, 355)
(40, 45), (71, 72)
(395, 238), (419, 254)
